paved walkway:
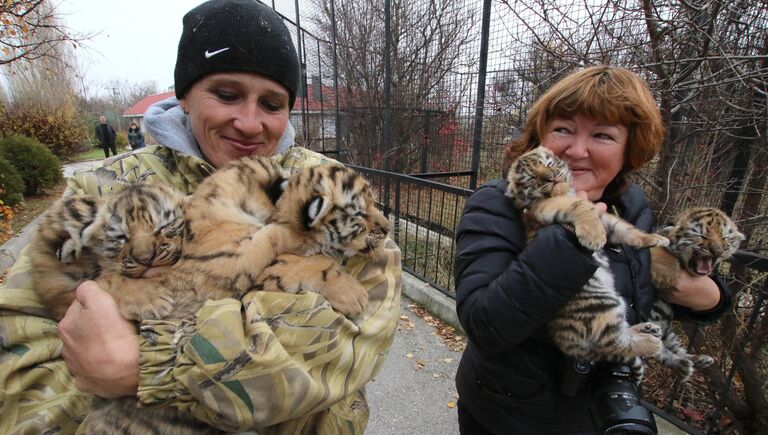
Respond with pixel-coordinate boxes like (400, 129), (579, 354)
(62, 158), (103, 178)
(367, 297), (461, 434)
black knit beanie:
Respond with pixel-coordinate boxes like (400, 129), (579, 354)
(174, 0), (300, 108)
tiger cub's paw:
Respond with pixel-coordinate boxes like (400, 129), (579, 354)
(649, 234), (670, 247)
(626, 233), (670, 248)
(669, 356), (695, 381)
(633, 321), (662, 337)
(115, 292), (175, 321)
(321, 285), (369, 318)
(629, 322), (664, 357)
(58, 238), (82, 263)
(691, 354), (715, 370)
(573, 222), (606, 250)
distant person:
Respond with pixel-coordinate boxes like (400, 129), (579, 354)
(95, 115), (117, 158)
(127, 121), (145, 150)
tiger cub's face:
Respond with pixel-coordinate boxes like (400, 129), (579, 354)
(83, 183), (188, 278)
(659, 207), (745, 276)
(505, 146), (572, 209)
(276, 164), (390, 258)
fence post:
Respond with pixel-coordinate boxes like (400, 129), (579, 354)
(469, 0), (492, 190)
(329, 0), (342, 159)
(382, 0), (393, 217)
(294, 0), (309, 145)
(421, 111), (432, 174)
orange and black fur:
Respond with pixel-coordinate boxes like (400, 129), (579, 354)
(646, 207), (744, 382)
(29, 183), (187, 320)
(29, 156), (390, 434)
(505, 147), (669, 365)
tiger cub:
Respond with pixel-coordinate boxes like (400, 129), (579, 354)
(647, 207), (744, 381)
(505, 146), (669, 363)
(28, 183), (187, 320)
(78, 159), (388, 434)
(252, 164), (391, 314)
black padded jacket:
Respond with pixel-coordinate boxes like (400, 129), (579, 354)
(454, 179), (731, 434)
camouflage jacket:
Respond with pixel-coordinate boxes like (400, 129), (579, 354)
(0, 145), (402, 434)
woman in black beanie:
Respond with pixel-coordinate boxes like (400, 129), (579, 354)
(0, 1), (402, 434)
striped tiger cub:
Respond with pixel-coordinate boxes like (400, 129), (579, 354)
(504, 146), (669, 365)
(646, 207), (744, 382)
(29, 156), (389, 434)
(29, 183), (187, 320)
(251, 163), (391, 315)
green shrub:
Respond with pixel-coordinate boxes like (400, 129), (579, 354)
(0, 101), (92, 158)
(0, 134), (63, 196)
(116, 131), (128, 147)
(0, 156), (24, 206)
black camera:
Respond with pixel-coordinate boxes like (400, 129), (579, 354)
(589, 364), (658, 435)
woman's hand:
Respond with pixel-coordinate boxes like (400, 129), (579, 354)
(656, 271), (721, 312)
(58, 281), (140, 398)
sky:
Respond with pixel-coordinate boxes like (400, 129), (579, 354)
(58, 1), (301, 97)
(59, 0), (206, 96)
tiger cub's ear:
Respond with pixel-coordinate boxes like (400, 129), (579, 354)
(304, 195), (332, 228)
(730, 229), (746, 244)
(80, 210), (107, 251)
(266, 178), (289, 205)
(55, 195), (103, 262)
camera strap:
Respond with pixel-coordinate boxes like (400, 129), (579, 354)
(560, 358), (594, 397)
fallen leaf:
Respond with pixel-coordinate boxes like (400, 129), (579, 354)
(406, 353), (414, 359)
(681, 407), (704, 422)
(408, 303), (467, 352)
(443, 358), (454, 363)
(447, 402), (456, 408)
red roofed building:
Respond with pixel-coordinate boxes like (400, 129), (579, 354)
(291, 83), (342, 147)
(122, 91), (175, 144)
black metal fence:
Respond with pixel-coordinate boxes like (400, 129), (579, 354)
(269, 0), (767, 432)
(348, 165), (472, 298)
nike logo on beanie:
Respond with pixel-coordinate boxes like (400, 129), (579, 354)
(204, 47), (230, 59)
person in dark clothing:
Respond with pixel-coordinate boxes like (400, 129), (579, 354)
(95, 115), (117, 158)
(454, 65), (733, 434)
(127, 122), (145, 149)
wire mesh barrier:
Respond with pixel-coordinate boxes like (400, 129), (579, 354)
(269, 0), (767, 432)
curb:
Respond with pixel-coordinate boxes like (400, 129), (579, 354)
(401, 271), (464, 334)
(0, 215), (41, 276)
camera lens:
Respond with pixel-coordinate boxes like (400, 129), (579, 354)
(590, 365), (657, 435)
